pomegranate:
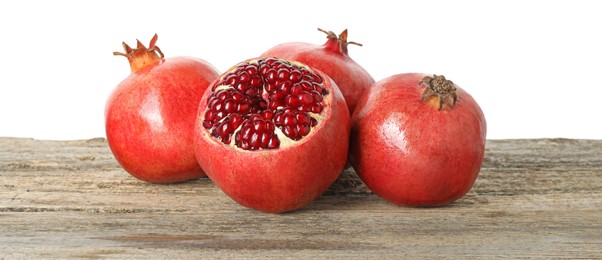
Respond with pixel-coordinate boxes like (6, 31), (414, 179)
(106, 34), (220, 183)
(193, 58), (350, 213)
(350, 73), (486, 207)
(260, 28), (375, 114)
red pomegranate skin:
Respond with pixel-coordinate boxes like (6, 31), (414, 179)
(106, 55), (219, 183)
(350, 73), (486, 207)
(260, 29), (375, 114)
(194, 62), (350, 213)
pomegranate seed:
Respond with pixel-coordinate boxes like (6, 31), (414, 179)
(312, 73), (323, 83)
(214, 112), (224, 121)
(222, 135), (232, 144)
(291, 84), (303, 96)
(211, 101), (223, 112)
(240, 125), (252, 139)
(283, 125), (299, 140)
(311, 91), (323, 102)
(300, 92), (314, 105)
(289, 71), (302, 82)
(249, 114), (262, 121)
(250, 77), (262, 87)
(283, 113), (297, 126)
(237, 82), (249, 93)
(234, 131), (241, 143)
(301, 74), (314, 82)
(279, 81), (292, 94)
(220, 122), (231, 135)
(265, 82), (277, 92)
(265, 69), (277, 83)
(239, 71), (251, 83)
(224, 99), (236, 113)
(262, 110), (274, 120)
(246, 64), (259, 75)
(250, 132), (260, 148)
(217, 90), (231, 100)
(230, 114), (243, 127)
(232, 92), (244, 101)
(270, 91), (285, 101)
(226, 75), (238, 86)
(204, 110), (215, 121)
(245, 87), (257, 96)
(280, 81), (292, 93)
(300, 81), (312, 91)
(268, 135), (280, 148)
(274, 113), (284, 124)
(298, 124), (311, 136)
(285, 96), (300, 107)
(208, 97), (218, 107)
(253, 121), (264, 132)
(240, 140), (250, 150)
(277, 68), (289, 80)
(268, 100), (279, 110)
(261, 132), (271, 148)
(259, 64), (269, 74)
(238, 102), (251, 114)
(258, 100), (268, 110)
(296, 113), (311, 125)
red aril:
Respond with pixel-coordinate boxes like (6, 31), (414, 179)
(260, 28), (375, 114)
(193, 58), (350, 213)
(106, 34), (219, 183)
(350, 73), (486, 207)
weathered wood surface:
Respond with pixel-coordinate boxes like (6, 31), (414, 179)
(0, 137), (601, 259)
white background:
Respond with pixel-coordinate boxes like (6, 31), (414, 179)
(0, 0), (600, 140)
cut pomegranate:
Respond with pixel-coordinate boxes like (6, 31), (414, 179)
(193, 58), (350, 213)
(201, 58), (329, 150)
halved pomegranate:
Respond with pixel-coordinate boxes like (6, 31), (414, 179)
(193, 58), (350, 213)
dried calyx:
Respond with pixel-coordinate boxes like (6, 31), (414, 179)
(202, 58), (329, 151)
(318, 28), (362, 55)
(113, 34), (164, 72)
(419, 75), (457, 110)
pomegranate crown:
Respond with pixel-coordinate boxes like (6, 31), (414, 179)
(113, 34), (164, 72)
(419, 75), (458, 110)
(317, 28), (362, 55)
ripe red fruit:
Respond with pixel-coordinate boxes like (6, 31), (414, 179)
(260, 28), (375, 114)
(350, 73), (487, 207)
(106, 34), (220, 183)
(193, 58), (350, 213)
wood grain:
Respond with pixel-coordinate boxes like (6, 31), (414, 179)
(1, 137), (601, 259)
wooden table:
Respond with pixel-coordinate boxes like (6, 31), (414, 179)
(1, 137), (601, 258)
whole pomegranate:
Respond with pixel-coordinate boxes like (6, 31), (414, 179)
(193, 58), (350, 213)
(106, 34), (220, 183)
(260, 28), (375, 114)
(350, 73), (486, 207)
